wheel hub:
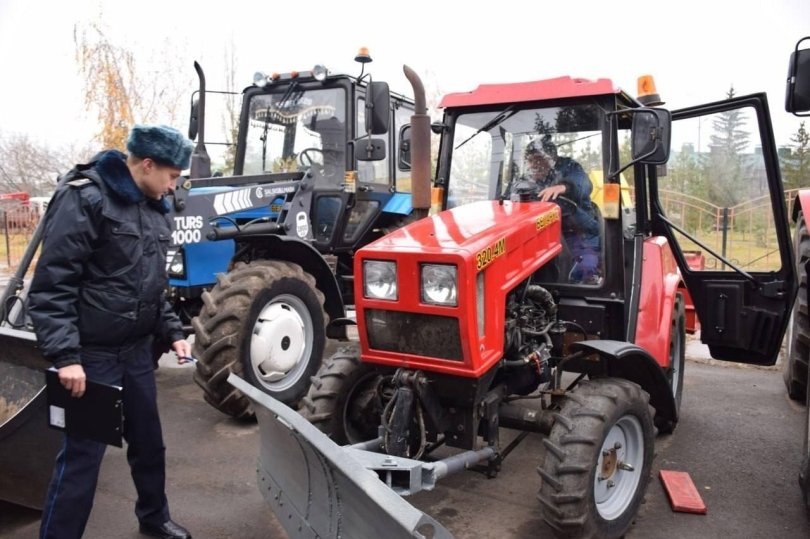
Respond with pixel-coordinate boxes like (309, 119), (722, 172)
(599, 444), (620, 480)
(250, 302), (307, 383)
(594, 415), (644, 521)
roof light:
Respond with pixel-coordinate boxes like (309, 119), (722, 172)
(290, 71), (299, 79)
(253, 71), (268, 88)
(637, 75), (665, 106)
(355, 47), (372, 64)
(312, 64), (328, 82)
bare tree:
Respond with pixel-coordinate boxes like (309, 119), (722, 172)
(0, 133), (86, 196)
(219, 42), (240, 175)
(74, 21), (191, 150)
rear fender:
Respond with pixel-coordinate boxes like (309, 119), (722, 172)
(563, 339), (677, 429)
(237, 235), (346, 338)
(792, 190), (810, 223)
(636, 237), (682, 369)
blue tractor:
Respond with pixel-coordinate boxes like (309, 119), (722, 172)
(166, 53), (430, 418)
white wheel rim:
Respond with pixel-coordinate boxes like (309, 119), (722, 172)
(594, 414), (645, 521)
(249, 294), (313, 391)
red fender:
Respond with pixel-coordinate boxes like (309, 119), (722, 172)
(635, 236), (681, 370)
(793, 190), (810, 223)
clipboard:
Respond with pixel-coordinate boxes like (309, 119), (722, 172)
(45, 368), (124, 447)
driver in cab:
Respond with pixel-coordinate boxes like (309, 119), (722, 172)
(521, 136), (601, 284)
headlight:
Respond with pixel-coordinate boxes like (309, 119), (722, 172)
(168, 249), (185, 278)
(363, 260), (397, 300)
(421, 264), (457, 306)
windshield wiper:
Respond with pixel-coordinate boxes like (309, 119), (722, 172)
(455, 105), (517, 149)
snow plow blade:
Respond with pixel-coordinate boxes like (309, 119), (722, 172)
(228, 373), (453, 539)
(0, 327), (61, 509)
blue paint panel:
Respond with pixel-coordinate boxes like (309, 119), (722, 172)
(188, 187), (281, 219)
(382, 193), (413, 215)
(169, 239), (235, 288)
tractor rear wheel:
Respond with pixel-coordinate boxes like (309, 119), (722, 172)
(657, 292), (686, 434)
(802, 377), (810, 514)
(785, 212), (810, 403)
(192, 260), (327, 419)
(299, 345), (394, 445)
(538, 378), (654, 539)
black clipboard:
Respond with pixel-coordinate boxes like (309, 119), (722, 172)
(45, 368), (124, 447)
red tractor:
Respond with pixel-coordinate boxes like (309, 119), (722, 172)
(782, 35), (810, 513)
(229, 63), (801, 538)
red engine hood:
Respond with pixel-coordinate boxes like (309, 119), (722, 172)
(355, 200), (563, 378)
(368, 200), (561, 256)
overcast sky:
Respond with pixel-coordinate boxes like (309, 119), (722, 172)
(1, 0), (808, 149)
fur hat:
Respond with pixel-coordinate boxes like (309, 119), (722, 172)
(127, 124), (193, 170)
(525, 135), (557, 160)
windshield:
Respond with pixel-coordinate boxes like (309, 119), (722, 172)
(243, 86), (347, 177)
(446, 103), (604, 209)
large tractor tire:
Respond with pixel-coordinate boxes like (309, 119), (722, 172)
(192, 260), (327, 419)
(802, 378), (810, 515)
(299, 345), (395, 445)
(785, 213), (810, 403)
(538, 378), (655, 539)
(656, 292), (686, 434)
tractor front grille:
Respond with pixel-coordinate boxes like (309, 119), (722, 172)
(365, 309), (463, 361)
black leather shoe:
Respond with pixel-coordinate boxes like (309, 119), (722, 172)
(139, 520), (192, 539)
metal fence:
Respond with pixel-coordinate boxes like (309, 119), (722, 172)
(0, 189), (802, 274)
(0, 204), (41, 276)
(649, 188), (800, 272)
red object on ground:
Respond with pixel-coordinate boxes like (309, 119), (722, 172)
(659, 470), (708, 514)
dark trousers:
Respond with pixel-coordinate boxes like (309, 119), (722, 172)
(40, 337), (170, 539)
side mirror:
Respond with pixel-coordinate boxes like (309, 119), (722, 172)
(188, 99), (200, 140)
(365, 81), (390, 135)
(398, 124), (411, 171)
(786, 36), (810, 115)
(631, 108), (671, 165)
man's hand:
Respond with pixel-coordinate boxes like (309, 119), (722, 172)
(172, 339), (193, 364)
(539, 184), (567, 201)
(59, 364), (87, 398)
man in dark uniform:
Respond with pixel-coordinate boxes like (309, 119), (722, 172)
(29, 125), (194, 539)
(523, 136), (601, 283)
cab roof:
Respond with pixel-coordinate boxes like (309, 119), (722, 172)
(439, 76), (639, 109)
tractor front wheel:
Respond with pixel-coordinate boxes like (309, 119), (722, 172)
(299, 345), (394, 445)
(192, 260), (327, 419)
(538, 378), (655, 539)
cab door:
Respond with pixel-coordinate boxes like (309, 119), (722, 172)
(650, 93), (796, 365)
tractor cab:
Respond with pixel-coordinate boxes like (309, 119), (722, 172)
(165, 55), (417, 332)
(423, 75), (796, 366)
(183, 59), (416, 255)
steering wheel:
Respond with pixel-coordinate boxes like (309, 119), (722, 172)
(554, 195), (579, 216)
(298, 147), (324, 168)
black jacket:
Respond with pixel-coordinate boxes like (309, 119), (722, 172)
(29, 150), (184, 367)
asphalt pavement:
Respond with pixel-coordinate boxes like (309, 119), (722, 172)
(1, 337), (809, 538)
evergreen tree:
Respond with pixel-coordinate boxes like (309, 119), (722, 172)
(782, 122), (810, 191)
(702, 86), (752, 207)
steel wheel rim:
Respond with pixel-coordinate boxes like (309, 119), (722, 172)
(249, 294), (313, 392)
(594, 414), (645, 520)
(669, 318), (683, 396)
